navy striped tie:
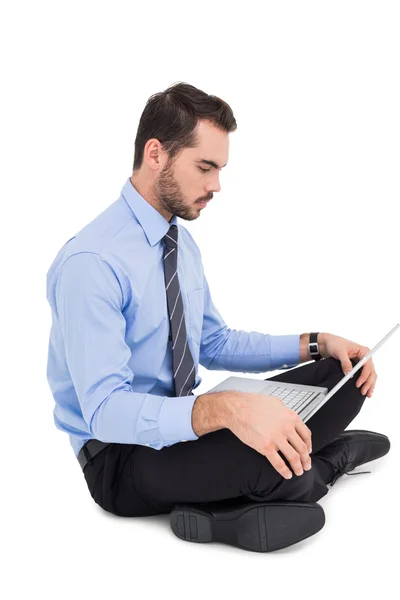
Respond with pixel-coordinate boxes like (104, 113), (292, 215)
(162, 224), (196, 397)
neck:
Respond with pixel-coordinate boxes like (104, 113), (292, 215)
(130, 170), (175, 222)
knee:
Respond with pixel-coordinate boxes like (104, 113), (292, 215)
(249, 454), (316, 500)
(330, 357), (366, 394)
(329, 358), (367, 422)
(331, 356), (363, 377)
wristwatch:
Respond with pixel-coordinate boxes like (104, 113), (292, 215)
(309, 332), (323, 361)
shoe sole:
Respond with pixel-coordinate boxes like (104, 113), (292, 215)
(170, 501), (325, 552)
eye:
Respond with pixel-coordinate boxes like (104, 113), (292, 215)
(199, 167), (211, 173)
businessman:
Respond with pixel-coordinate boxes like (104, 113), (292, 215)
(46, 82), (390, 553)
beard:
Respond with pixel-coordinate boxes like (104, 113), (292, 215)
(150, 157), (211, 222)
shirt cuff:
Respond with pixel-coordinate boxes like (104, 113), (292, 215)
(269, 334), (300, 368)
(158, 394), (200, 443)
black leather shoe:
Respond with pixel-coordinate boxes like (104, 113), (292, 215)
(316, 429), (391, 487)
(170, 500), (325, 552)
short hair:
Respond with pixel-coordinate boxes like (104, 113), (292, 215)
(132, 81), (237, 170)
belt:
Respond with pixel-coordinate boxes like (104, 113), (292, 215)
(77, 439), (111, 471)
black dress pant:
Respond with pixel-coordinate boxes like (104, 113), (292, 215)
(82, 357), (366, 517)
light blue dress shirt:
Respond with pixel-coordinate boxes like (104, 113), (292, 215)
(46, 177), (300, 457)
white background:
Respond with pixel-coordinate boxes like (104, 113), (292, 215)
(1, 1), (399, 599)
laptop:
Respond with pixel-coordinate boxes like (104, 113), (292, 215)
(206, 323), (399, 423)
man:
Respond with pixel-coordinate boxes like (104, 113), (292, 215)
(46, 82), (390, 553)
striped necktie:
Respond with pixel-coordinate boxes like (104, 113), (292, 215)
(162, 224), (196, 397)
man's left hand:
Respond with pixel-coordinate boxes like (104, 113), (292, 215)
(320, 333), (377, 398)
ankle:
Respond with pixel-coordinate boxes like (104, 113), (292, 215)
(312, 455), (335, 485)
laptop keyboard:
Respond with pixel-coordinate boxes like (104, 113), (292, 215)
(261, 385), (316, 411)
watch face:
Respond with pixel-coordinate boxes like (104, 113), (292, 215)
(309, 343), (318, 353)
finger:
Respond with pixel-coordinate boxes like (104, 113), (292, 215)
(294, 418), (313, 453)
(286, 432), (312, 471)
(278, 440), (307, 476)
(354, 347), (372, 376)
(356, 346), (371, 360)
(264, 447), (294, 480)
(356, 366), (373, 388)
(342, 355), (354, 375)
(362, 373), (375, 396)
(357, 371), (375, 394)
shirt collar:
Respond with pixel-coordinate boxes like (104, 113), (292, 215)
(121, 176), (178, 247)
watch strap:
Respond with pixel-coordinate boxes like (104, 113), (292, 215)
(309, 332), (322, 361)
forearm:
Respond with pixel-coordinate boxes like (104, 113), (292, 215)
(192, 391), (238, 436)
(192, 331), (310, 435)
(299, 332), (327, 362)
(192, 333), (328, 436)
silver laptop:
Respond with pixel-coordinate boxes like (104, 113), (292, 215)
(206, 323), (399, 423)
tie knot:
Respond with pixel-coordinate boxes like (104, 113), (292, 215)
(162, 224), (178, 249)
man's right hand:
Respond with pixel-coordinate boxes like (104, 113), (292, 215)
(227, 391), (313, 479)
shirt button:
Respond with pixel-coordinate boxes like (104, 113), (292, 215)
(282, 364), (288, 368)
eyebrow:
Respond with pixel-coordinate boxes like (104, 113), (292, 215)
(195, 159), (228, 170)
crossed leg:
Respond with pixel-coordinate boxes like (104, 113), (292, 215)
(83, 357), (367, 517)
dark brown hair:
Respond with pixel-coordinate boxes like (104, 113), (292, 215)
(132, 82), (237, 170)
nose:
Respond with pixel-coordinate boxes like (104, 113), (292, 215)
(205, 171), (222, 196)
(206, 180), (221, 195)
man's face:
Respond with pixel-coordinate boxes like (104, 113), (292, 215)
(151, 120), (229, 222)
